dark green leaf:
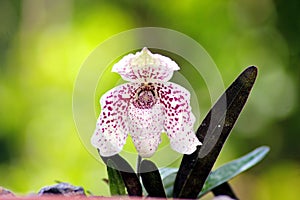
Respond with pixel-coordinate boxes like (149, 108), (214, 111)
(100, 150), (143, 196)
(211, 182), (238, 199)
(106, 159), (126, 196)
(174, 66), (258, 198)
(199, 146), (270, 197)
(140, 160), (166, 198)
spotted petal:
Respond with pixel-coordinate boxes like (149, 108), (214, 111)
(112, 48), (180, 83)
(158, 82), (201, 154)
(91, 83), (136, 157)
(127, 103), (165, 157)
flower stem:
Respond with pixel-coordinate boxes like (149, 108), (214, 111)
(137, 155), (142, 178)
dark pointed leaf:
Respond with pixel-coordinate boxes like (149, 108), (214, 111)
(174, 66), (258, 198)
(211, 182), (238, 199)
(100, 150), (143, 196)
(199, 146), (270, 197)
(140, 160), (166, 198)
(106, 159), (126, 196)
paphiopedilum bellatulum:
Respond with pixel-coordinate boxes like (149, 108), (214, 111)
(91, 48), (201, 158)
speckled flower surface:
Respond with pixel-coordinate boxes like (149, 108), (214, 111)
(91, 48), (201, 158)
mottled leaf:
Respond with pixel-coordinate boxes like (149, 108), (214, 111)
(140, 160), (166, 198)
(199, 146), (270, 197)
(160, 168), (177, 198)
(106, 159), (126, 196)
(163, 146), (269, 198)
(159, 167), (178, 179)
(174, 66), (258, 198)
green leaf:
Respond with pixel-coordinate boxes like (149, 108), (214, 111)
(140, 160), (166, 198)
(159, 167), (178, 180)
(174, 66), (258, 198)
(106, 159), (126, 196)
(162, 146), (270, 198)
(100, 151), (143, 196)
(199, 146), (270, 197)
(160, 168), (177, 198)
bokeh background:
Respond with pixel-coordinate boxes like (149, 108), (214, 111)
(0, 0), (299, 199)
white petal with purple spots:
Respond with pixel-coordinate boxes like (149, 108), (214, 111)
(92, 48), (201, 158)
(91, 83), (134, 157)
(158, 82), (202, 154)
(127, 102), (164, 157)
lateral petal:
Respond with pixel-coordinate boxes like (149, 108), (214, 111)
(91, 83), (135, 157)
(158, 82), (201, 154)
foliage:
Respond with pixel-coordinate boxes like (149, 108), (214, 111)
(106, 160), (126, 196)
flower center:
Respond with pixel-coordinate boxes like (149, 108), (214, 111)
(133, 83), (157, 109)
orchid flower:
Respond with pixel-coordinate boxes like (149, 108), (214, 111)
(91, 48), (201, 158)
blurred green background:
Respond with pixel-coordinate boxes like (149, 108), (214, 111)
(0, 0), (299, 199)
